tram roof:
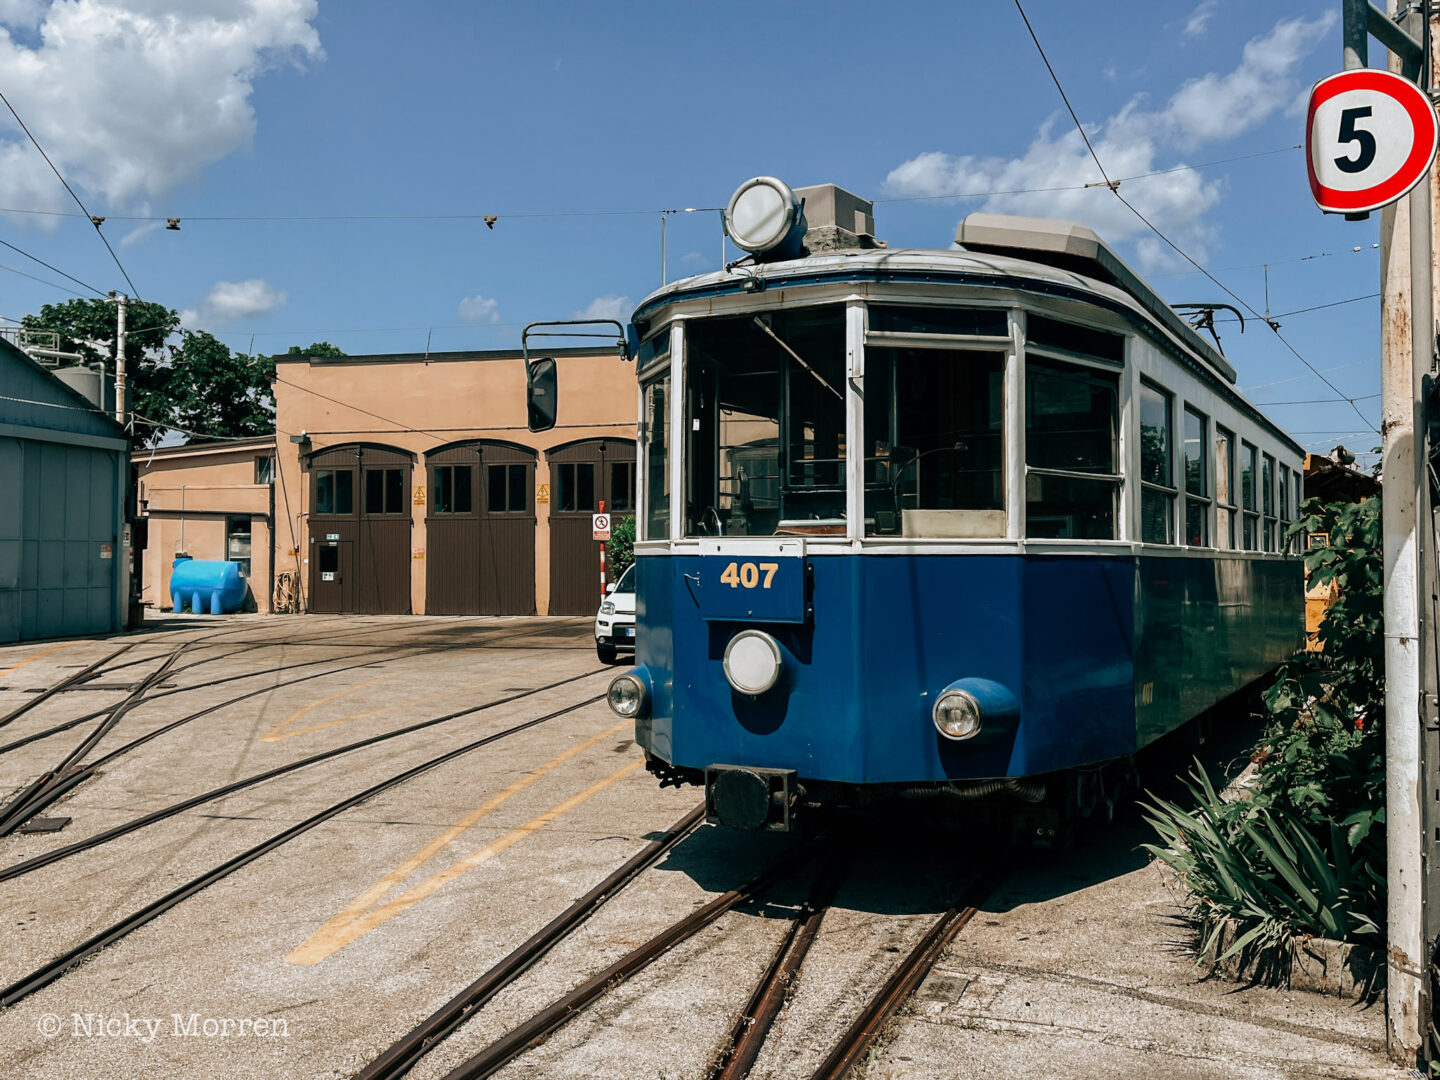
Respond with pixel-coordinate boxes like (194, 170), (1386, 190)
(633, 232), (1239, 386)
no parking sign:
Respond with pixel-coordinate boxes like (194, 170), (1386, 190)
(1307, 68), (1439, 214)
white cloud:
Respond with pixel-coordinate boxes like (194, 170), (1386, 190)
(680, 250), (709, 269)
(1183, 0), (1218, 38)
(119, 221), (161, 247)
(457, 293), (500, 323)
(0, 1), (321, 220)
(183, 278), (286, 327)
(574, 295), (631, 322)
(882, 13), (1333, 270)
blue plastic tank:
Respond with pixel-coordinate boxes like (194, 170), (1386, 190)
(170, 557), (248, 614)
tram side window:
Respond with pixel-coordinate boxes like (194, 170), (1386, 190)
(642, 377), (670, 540)
(1024, 360), (1119, 540)
(864, 348), (1004, 537)
(1262, 453), (1277, 551)
(1183, 407), (1209, 546)
(686, 307), (845, 537)
(1241, 441), (1259, 549)
(1139, 383), (1175, 544)
(1215, 426), (1236, 549)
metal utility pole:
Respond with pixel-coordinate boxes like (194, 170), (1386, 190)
(109, 290), (128, 429)
(1345, 0), (1435, 1064)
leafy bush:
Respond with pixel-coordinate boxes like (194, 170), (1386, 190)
(1144, 496), (1385, 956)
(607, 514), (636, 579)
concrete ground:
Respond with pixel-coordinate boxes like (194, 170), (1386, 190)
(0, 615), (1410, 1080)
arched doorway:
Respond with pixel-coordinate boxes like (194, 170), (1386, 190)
(308, 444), (413, 614)
(546, 437), (636, 615)
(425, 441), (537, 615)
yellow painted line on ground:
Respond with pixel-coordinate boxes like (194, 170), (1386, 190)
(0, 641), (72, 680)
(260, 654), (575, 742)
(287, 735), (636, 965)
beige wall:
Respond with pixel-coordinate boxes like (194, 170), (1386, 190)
(135, 439), (275, 612)
(273, 348), (635, 614)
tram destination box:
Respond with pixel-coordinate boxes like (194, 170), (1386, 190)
(694, 540), (806, 623)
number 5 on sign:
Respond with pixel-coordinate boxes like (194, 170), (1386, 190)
(1307, 68), (1439, 215)
(719, 561), (780, 589)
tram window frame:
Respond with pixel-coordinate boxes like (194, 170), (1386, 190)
(1182, 406), (1209, 547)
(1023, 358), (1121, 540)
(641, 374), (670, 541)
(1240, 441), (1259, 550)
(1139, 381), (1176, 545)
(1262, 453), (1277, 551)
(1026, 314), (1126, 365)
(864, 345), (1006, 538)
(1214, 425), (1237, 550)
(867, 303), (1009, 339)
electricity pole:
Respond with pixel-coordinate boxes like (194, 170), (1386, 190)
(109, 290), (128, 429)
(1346, 0), (1436, 1064)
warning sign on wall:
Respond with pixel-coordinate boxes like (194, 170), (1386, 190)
(99, 543), (113, 560)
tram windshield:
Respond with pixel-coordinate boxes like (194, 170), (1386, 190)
(685, 306), (846, 537)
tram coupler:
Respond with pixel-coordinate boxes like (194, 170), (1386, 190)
(704, 765), (798, 831)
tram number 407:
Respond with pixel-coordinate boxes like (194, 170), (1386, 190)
(719, 561), (780, 589)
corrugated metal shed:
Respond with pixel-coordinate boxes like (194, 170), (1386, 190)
(0, 336), (130, 642)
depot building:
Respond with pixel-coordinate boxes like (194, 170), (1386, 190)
(135, 345), (634, 616)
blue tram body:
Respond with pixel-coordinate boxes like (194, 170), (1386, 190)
(593, 179), (1305, 830)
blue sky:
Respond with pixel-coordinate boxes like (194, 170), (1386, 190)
(0, 1), (1389, 461)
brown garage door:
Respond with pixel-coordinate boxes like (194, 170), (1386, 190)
(426, 441), (536, 615)
(546, 438), (636, 615)
(308, 444), (413, 615)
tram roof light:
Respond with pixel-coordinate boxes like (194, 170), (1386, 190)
(724, 177), (805, 257)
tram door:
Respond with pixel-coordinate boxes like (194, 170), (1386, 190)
(546, 439), (636, 615)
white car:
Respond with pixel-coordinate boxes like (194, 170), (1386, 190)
(594, 564), (636, 664)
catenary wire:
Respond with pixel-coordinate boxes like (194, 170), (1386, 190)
(0, 88), (138, 297)
(0, 235), (104, 296)
(1011, 0), (1378, 433)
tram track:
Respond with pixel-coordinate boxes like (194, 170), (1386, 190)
(0, 666), (609, 884)
(0, 687), (616, 1010)
(364, 839), (1002, 1080)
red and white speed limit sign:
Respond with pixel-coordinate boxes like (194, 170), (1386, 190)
(1307, 68), (1439, 214)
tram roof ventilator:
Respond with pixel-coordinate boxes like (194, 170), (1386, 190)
(955, 214), (1238, 384)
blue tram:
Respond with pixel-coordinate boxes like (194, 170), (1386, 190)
(562, 177), (1303, 832)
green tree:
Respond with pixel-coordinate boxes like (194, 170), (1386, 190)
(166, 331), (276, 441)
(21, 297), (179, 430)
(606, 514), (636, 578)
(282, 342), (346, 358)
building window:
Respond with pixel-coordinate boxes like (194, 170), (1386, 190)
(1240, 441), (1259, 550)
(1279, 464), (1294, 552)
(610, 461), (636, 513)
(1215, 426), (1236, 550)
(1023, 359), (1119, 539)
(643, 376), (669, 540)
(226, 516), (252, 578)
(556, 462), (596, 513)
(365, 467), (405, 515)
(314, 469), (353, 515)
(1262, 453), (1276, 551)
(433, 464), (473, 514)
(1183, 407), (1209, 546)
(1139, 382), (1175, 544)
(487, 463), (529, 513)
(254, 456), (274, 485)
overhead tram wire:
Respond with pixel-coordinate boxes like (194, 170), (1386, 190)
(1010, 0), (1378, 433)
(0, 260), (94, 298)
(0, 235), (104, 297)
(0, 88), (138, 298)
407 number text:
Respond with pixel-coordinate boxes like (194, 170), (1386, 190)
(719, 561), (780, 589)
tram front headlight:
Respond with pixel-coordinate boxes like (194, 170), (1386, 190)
(608, 672), (649, 719)
(723, 630), (783, 696)
(933, 688), (983, 742)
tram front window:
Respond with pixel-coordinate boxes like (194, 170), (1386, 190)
(685, 307), (846, 537)
(864, 348), (1004, 537)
